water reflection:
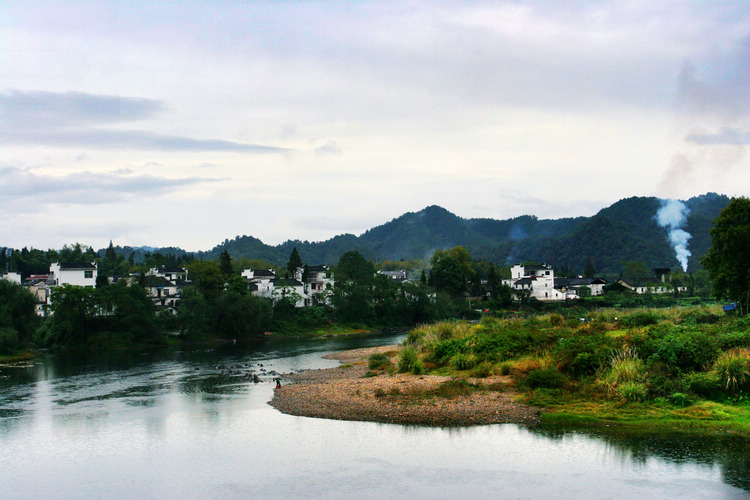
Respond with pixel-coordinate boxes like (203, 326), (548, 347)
(531, 425), (750, 492)
(1, 332), (749, 499)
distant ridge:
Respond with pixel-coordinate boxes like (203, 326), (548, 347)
(106, 193), (730, 274)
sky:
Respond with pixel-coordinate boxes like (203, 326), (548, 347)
(2, 1), (750, 252)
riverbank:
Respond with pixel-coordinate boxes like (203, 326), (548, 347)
(269, 345), (542, 426)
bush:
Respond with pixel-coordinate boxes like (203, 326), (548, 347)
(718, 330), (750, 350)
(450, 352), (477, 370)
(713, 348), (750, 394)
(623, 311), (660, 327)
(555, 332), (619, 377)
(641, 327), (719, 372)
(471, 361), (493, 378)
(524, 368), (566, 389)
(668, 392), (691, 407)
(617, 381), (648, 402)
(398, 347), (425, 374)
(684, 372), (723, 400)
(368, 353), (391, 370)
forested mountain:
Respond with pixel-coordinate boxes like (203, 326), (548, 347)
(184, 193), (728, 274)
(9, 192), (714, 275)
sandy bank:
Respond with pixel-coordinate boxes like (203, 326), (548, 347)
(268, 345), (541, 426)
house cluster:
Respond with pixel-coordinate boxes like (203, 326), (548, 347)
(241, 265), (334, 307)
(0, 262), (335, 316)
(503, 264), (685, 302)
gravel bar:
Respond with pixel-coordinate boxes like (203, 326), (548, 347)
(268, 345), (542, 427)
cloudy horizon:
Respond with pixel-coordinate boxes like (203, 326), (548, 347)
(2, 1), (749, 252)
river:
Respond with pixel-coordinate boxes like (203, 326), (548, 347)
(1, 333), (748, 499)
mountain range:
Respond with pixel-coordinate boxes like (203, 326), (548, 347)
(115, 193), (730, 274)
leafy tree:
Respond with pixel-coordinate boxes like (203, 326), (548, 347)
(213, 291), (272, 339)
(0, 280), (38, 352)
(429, 246), (475, 296)
(176, 287), (209, 338)
(701, 196), (750, 315)
(332, 250), (376, 323)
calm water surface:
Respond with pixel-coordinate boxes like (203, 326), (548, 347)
(1, 333), (749, 499)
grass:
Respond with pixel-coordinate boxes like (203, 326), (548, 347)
(526, 392), (750, 435)
(0, 352), (35, 363)
(397, 305), (750, 436)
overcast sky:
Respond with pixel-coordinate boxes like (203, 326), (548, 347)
(2, 1), (749, 252)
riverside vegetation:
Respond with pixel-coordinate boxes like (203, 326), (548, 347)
(391, 306), (750, 435)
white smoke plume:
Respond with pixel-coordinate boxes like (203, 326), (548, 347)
(656, 199), (692, 272)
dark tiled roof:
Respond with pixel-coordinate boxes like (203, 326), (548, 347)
(252, 269), (276, 278)
(274, 278), (303, 287)
(142, 276), (175, 288)
(60, 262), (96, 269)
(307, 265), (329, 272)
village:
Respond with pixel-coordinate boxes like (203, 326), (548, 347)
(0, 260), (686, 317)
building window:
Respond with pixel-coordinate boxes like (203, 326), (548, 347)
(84, 271), (93, 279)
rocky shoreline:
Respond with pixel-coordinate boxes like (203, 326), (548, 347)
(268, 345), (542, 427)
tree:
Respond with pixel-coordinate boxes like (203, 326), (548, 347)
(219, 250), (233, 277)
(701, 196), (750, 315)
(0, 280), (38, 352)
(429, 247), (475, 297)
(286, 247), (303, 279)
(583, 258), (596, 278)
(332, 250), (376, 323)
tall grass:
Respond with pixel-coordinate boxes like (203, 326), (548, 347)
(600, 346), (648, 402)
(713, 348), (750, 394)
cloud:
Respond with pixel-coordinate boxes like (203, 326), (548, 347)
(0, 89), (163, 126)
(686, 128), (750, 145)
(0, 166), (219, 207)
(314, 140), (342, 156)
(0, 90), (291, 154)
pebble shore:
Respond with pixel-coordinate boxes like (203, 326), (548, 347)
(268, 345), (542, 427)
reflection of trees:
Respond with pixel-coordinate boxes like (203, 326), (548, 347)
(529, 425), (750, 491)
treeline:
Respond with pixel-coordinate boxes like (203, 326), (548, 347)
(0, 242), (717, 355)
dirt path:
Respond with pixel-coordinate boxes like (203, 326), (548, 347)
(268, 345), (541, 426)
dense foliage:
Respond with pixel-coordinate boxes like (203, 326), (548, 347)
(0, 281), (39, 353)
(403, 308), (750, 409)
(701, 196), (750, 315)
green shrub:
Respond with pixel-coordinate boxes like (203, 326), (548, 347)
(368, 352), (391, 370)
(450, 352), (477, 370)
(718, 330), (750, 350)
(524, 368), (566, 389)
(684, 372), (723, 400)
(617, 381), (648, 402)
(713, 348), (750, 394)
(398, 347), (425, 374)
(555, 332), (619, 377)
(499, 362), (512, 375)
(641, 327), (719, 372)
(549, 313), (564, 326)
(471, 361), (493, 378)
(668, 392), (691, 407)
(623, 312), (660, 327)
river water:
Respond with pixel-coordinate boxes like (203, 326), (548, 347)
(1, 333), (748, 499)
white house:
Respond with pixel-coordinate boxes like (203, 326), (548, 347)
(305, 265), (334, 305)
(506, 264), (576, 302)
(49, 262), (97, 287)
(243, 269), (277, 300)
(272, 277), (308, 308)
(0, 271), (22, 284)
